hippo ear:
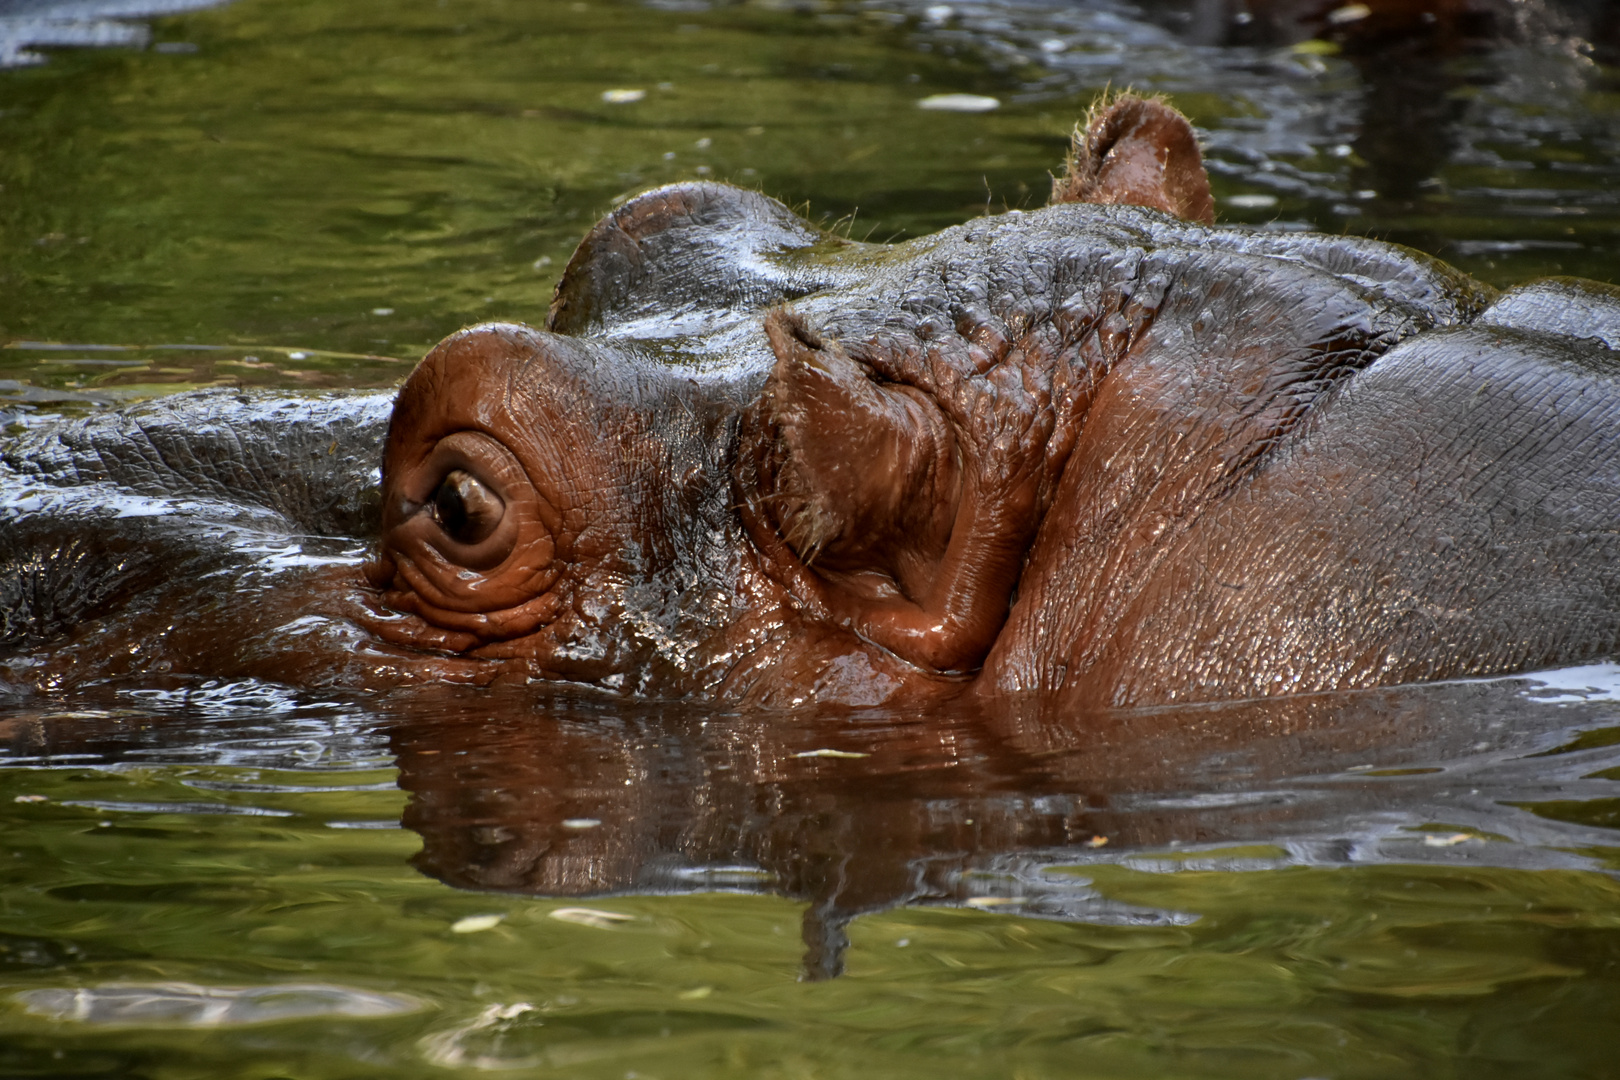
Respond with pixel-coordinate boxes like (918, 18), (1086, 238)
(1050, 94), (1216, 224)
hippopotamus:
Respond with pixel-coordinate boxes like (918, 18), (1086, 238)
(4, 97), (1620, 709)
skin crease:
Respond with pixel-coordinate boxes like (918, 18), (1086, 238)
(4, 97), (1619, 707)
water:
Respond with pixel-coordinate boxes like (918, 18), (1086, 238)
(4, 672), (1620, 1075)
(3, 0), (1620, 1074)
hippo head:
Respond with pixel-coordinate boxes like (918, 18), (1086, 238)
(360, 95), (1617, 709)
(360, 98), (1221, 703)
(7, 97), (1618, 709)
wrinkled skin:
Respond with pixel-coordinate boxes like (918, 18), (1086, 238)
(4, 99), (1620, 709)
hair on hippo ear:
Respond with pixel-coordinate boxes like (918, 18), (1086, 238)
(1050, 92), (1216, 224)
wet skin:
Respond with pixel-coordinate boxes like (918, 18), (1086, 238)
(4, 99), (1620, 708)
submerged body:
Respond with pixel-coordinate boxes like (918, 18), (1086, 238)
(4, 101), (1619, 708)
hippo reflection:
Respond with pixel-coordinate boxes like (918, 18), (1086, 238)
(385, 675), (1615, 980)
(3, 98), (1620, 707)
(3, 671), (1613, 981)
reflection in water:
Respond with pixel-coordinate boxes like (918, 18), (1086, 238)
(3, 669), (1620, 1071)
(387, 672), (1620, 980)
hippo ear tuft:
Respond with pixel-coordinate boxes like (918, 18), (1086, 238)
(1050, 93), (1215, 224)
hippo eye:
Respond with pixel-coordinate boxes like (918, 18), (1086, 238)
(431, 469), (504, 545)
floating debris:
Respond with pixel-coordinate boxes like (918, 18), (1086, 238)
(450, 914), (505, 934)
(793, 748), (870, 759)
(601, 88), (646, 104)
(549, 907), (634, 929)
(917, 93), (999, 113)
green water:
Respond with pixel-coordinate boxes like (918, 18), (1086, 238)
(5, 0), (1620, 1074)
(2, 692), (1620, 1080)
(1, 0), (1083, 387)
